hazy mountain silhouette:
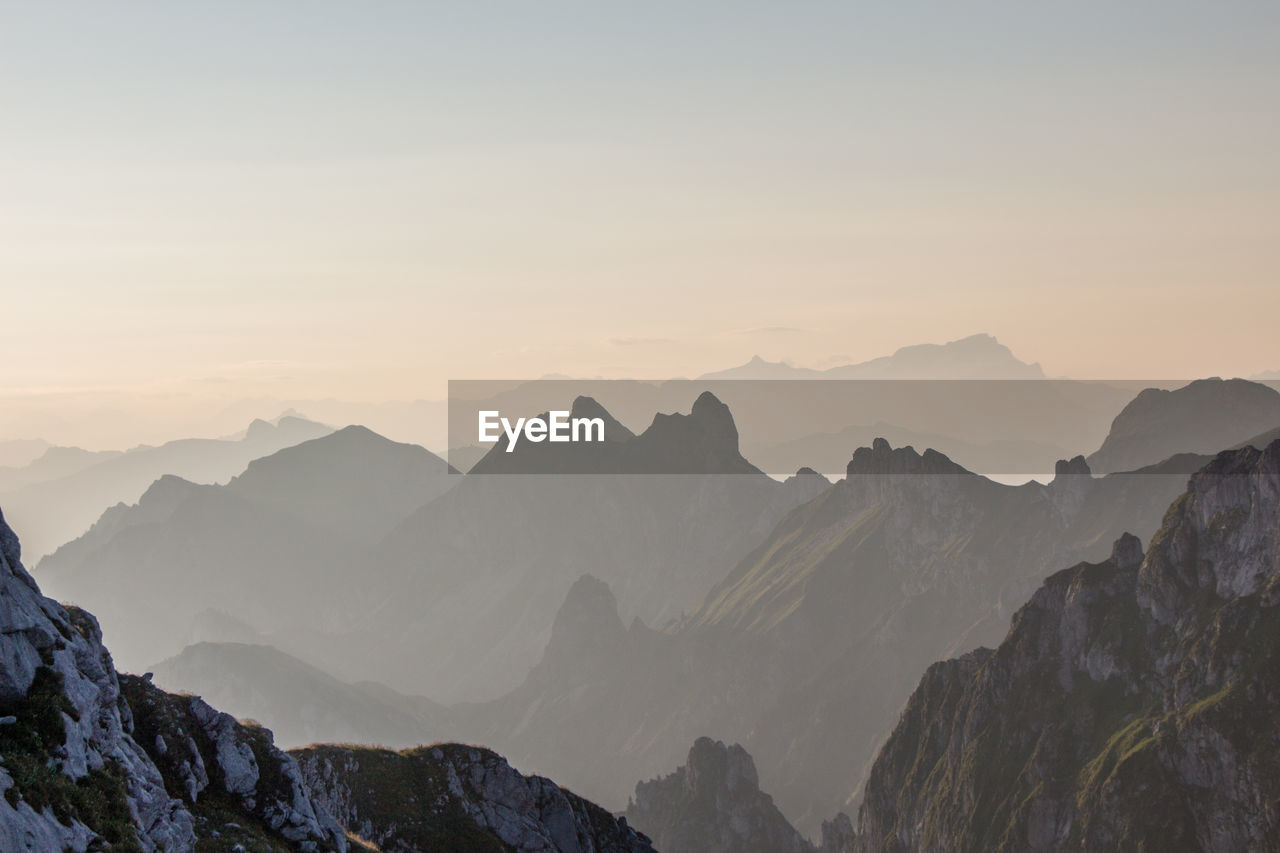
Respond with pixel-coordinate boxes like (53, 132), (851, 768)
(35, 425), (456, 672)
(1238, 423), (1280, 449)
(151, 642), (455, 750)
(699, 334), (1045, 380)
(0, 438), (51, 468)
(1, 415), (331, 562)
(0, 445), (123, 492)
(854, 442), (1280, 851)
(1086, 378), (1280, 474)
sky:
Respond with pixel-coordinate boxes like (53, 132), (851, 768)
(2, 1), (1279, 447)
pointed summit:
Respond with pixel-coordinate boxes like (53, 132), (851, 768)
(846, 438), (972, 478)
(570, 395), (636, 442)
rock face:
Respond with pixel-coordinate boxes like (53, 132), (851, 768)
(121, 673), (349, 849)
(626, 737), (813, 853)
(0, 504), (347, 851)
(1087, 377), (1280, 474)
(294, 742), (655, 852)
(854, 440), (1280, 852)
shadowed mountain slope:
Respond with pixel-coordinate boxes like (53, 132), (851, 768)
(854, 440), (1280, 852)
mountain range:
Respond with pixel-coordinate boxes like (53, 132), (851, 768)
(35, 425), (455, 673)
(1, 415), (331, 563)
(698, 334), (1046, 380)
(14, 373), (1280, 848)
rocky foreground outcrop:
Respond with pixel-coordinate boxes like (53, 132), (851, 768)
(0, 505), (348, 851)
(854, 440), (1280, 852)
(294, 742), (656, 852)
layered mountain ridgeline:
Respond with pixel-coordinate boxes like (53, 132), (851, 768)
(371, 393), (828, 700)
(1, 507), (654, 852)
(36, 426), (456, 674)
(294, 743), (655, 853)
(454, 440), (1208, 835)
(2, 415), (331, 563)
(854, 440), (1280, 852)
(699, 334), (1045, 380)
(1087, 378), (1280, 474)
(0, 439), (52, 470)
(0, 506), (348, 851)
(151, 641), (455, 750)
(38, 396), (826, 702)
(0, 446), (122, 493)
(624, 737), (816, 853)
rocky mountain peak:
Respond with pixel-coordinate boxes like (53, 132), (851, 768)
(1110, 531), (1145, 570)
(684, 736), (759, 796)
(570, 395), (636, 441)
(1053, 454), (1091, 479)
(536, 575), (628, 682)
(627, 737), (812, 853)
(551, 575), (625, 645)
(845, 439), (970, 478)
(1137, 438), (1280, 626)
(691, 391), (738, 441)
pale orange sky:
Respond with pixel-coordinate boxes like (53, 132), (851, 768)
(2, 2), (1278, 448)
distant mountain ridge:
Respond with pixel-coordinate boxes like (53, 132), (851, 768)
(151, 641), (455, 751)
(699, 334), (1045, 380)
(1, 414), (331, 562)
(35, 425), (457, 673)
(1087, 377), (1280, 474)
